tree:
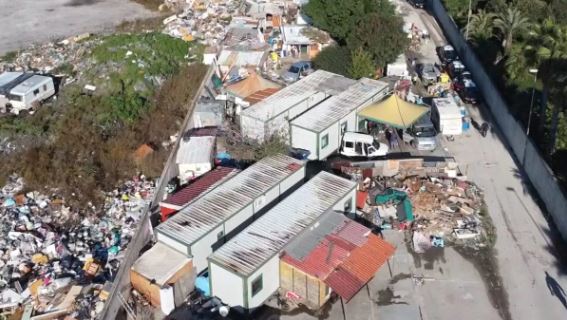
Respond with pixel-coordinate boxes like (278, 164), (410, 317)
(539, 58), (567, 155)
(504, 44), (530, 82)
(303, 0), (379, 42)
(347, 12), (409, 68)
(349, 48), (375, 79)
(526, 18), (567, 63)
(313, 45), (352, 77)
(464, 10), (496, 43)
(494, 6), (530, 56)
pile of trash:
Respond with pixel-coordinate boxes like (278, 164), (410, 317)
(161, 0), (243, 46)
(0, 33), (95, 76)
(359, 175), (486, 245)
(0, 174), (154, 318)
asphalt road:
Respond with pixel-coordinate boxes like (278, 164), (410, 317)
(402, 0), (567, 319)
(0, 0), (154, 54)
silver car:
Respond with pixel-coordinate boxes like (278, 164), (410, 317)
(418, 63), (440, 86)
(282, 61), (313, 83)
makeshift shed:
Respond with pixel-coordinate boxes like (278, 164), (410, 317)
(176, 136), (216, 184)
(290, 78), (390, 160)
(280, 211), (395, 308)
(226, 72), (281, 99)
(358, 94), (429, 129)
(130, 243), (193, 314)
(156, 154), (306, 273)
(240, 70), (356, 142)
(191, 99), (224, 129)
(208, 171), (357, 310)
(159, 166), (241, 221)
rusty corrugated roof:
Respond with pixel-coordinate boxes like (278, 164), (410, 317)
(341, 234), (396, 283)
(244, 87), (280, 105)
(325, 268), (365, 302)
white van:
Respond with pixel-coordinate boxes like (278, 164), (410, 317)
(339, 132), (389, 158)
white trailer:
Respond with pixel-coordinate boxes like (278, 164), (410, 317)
(386, 54), (409, 78)
(155, 154), (306, 273)
(431, 97), (463, 136)
(0, 72), (55, 114)
(176, 136), (216, 184)
(290, 78), (389, 160)
(239, 70), (356, 142)
(208, 171), (357, 310)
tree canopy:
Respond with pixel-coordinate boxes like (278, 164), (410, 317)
(312, 45), (352, 77)
(347, 12), (410, 67)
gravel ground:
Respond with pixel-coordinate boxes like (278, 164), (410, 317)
(0, 0), (156, 55)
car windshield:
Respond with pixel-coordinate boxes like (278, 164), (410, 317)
(289, 66), (300, 73)
(372, 140), (381, 149)
(415, 126), (436, 137)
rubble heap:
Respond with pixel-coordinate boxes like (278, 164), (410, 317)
(0, 174), (154, 318)
(0, 34), (95, 75)
(360, 175), (486, 245)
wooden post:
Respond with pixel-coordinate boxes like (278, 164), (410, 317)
(387, 258), (393, 278)
(340, 297), (346, 320)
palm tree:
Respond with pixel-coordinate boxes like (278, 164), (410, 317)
(504, 44), (529, 81)
(525, 19), (567, 138)
(464, 10), (496, 43)
(539, 58), (567, 155)
(494, 6), (530, 56)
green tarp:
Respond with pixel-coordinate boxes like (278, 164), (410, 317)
(375, 189), (414, 221)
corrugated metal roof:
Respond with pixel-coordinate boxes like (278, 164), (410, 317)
(208, 171), (356, 276)
(176, 136), (215, 165)
(156, 154), (305, 246)
(218, 50), (267, 67)
(244, 87), (280, 105)
(325, 268), (364, 301)
(160, 167), (240, 209)
(280, 214), (396, 301)
(240, 70), (356, 121)
(341, 234), (395, 283)
(291, 78), (389, 133)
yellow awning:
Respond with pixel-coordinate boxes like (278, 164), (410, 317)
(358, 94), (429, 129)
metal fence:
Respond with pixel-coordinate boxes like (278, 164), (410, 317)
(99, 65), (214, 320)
(428, 0), (567, 240)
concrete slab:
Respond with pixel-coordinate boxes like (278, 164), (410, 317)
(0, 0), (155, 54)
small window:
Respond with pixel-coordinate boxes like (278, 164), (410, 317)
(345, 141), (354, 148)
(344, 198), (352, 212)
(340, 122), (347, 135)
(321, 134), (329, 149)
(217, 231), (224, 240)
(33, 89), (40, 96)
(43, 84), (47, 91)
(251, 275), (263, 297)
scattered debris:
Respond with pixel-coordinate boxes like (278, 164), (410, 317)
(0, 174), (155, 318)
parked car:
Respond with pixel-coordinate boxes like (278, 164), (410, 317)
(339, 132), (389, 158)
(408, 0), (425, 8)
(453, 72), (480, 104)
(417, 63), (440, 86)
(402, 115), (437, 151)
(437, 45), (458, 65)
(446, 60), (466, 79)
(282, 61), (313, 83)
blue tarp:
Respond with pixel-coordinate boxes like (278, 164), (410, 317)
(195, 276), (210, 297)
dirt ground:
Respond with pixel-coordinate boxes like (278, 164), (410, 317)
(0, 0), (156, 54)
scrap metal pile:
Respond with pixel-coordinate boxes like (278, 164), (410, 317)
(0, 174), (154, 318)
(360, 175), (486, 245)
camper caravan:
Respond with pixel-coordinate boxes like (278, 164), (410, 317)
(431, 97), (463, 136)
(0, 72), (55, 114)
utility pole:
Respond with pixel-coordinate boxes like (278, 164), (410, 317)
(526, 69), (538, 136)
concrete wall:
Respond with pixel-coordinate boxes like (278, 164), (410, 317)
(99, 66), (215, 319)
(428, 0), (567, 240)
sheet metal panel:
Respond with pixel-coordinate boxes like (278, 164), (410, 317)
(156, 154), (305, 246)
(208, 172), (356, 276)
